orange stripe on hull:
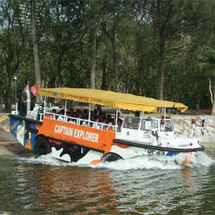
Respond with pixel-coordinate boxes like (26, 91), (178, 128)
(114, 143), (131, 149)
(36, 118), (116, 153)
(90, 159), (101, 164)
(25, 140), (31, 150)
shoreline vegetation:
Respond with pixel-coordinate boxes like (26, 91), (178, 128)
(2, 1), (215, 114)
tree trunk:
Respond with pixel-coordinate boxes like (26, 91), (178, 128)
(101, 58), (107, 90)
(196, 97), (200, 111)
(0, 95), (3, 112)
(155, 0), (172, 100)
(31, 0), (41, 101)
(113, 5), (119, 92)
(113, 41), (118, 92)
(5, 77), (12, 112)
(90, 3), (98, 89)
(158, 35), (165, 100)
(212, 77), (215, 115)
(212, 102), (215, 115)
(57, 51), (63, 87)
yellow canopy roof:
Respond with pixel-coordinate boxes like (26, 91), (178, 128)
(38, 88), (188, 112)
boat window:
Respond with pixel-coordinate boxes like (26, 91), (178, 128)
(123, 117), (140, 130)
(141, 119), (158, 131)
(160, 119), (173, 132)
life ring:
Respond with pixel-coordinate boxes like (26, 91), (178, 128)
(34, 137), (51, 157)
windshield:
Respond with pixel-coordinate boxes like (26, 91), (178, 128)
(160, 119), (173, 132)
(123, 117), (140, 130)
(141, 119), (158, 131)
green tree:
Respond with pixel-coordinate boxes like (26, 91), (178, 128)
(0, 0), (27, 111)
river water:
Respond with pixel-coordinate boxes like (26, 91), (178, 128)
(0, 143), (215, 214)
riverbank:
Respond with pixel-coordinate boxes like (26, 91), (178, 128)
(0, 135), (31, 158)
(0, 114), (31, 158)
(171, 115), (215, 142)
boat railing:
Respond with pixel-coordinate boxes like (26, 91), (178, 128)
(41, 111), (116, 132)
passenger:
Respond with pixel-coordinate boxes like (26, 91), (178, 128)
(68, 120), (76, 124)
(92, 109), (98, 120)
(99, 112), (106, 121)
(92, 117), (101, 129)
(135, 111), (140, 117)
(79, 112), (84, 119)
(81, 116), (88, 126)
(117, 118), (123, 131)
(106, 121), (114, 132)
(69, 108), (74, 117)
(90, 111), (95, 121)
(75, 109), (81, 118)
(49, 109), (56, 120)
(107, 114), (112, 121)
(104, 118), (109, 125)
(57, 109), (65, 121)
(129, 118), (139, 129)
(113, 113), (122, 131)
(129, 124), (134, 129)
(99, 117), (104, 124)
(81, 117), (89, 127)
(160, 116), (165, 131)
(83, 109), (88, 118)
(77, 112), (84, 125)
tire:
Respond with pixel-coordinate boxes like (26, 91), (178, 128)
(101, 152), (123, 163)
(34, 137), (51, 157)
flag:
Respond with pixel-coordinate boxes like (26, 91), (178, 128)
(30, 84), (40, 96)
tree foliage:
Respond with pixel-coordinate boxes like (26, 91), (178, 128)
(0, 0), (215, 112)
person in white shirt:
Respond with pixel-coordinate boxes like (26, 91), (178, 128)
(57, 109), (65, 121)
(92, 117), (101, 129)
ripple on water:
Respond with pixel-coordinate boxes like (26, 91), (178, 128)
(0, 151), (214, 214)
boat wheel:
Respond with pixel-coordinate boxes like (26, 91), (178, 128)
(101, 152), (123, 162)
(34, 137), (51, 158)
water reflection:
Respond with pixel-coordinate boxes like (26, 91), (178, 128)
(180, 168), (194, 192)
(22, 165), (119, 214)
(0, 149), (215, 214)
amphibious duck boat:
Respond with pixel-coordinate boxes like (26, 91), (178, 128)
(9, 88), (205, 165)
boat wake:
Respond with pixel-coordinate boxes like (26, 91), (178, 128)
(17, 152), (214, 170)
(17, 154), (76, 167)
(91, 152), (214, 170)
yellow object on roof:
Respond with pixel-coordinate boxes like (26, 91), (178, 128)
(38, 88), (188, 112)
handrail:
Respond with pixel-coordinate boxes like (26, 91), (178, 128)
(42, 111), (116, 132)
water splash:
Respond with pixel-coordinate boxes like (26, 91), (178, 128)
(17, 154), (75, 167)
(91, 156), (182, 170)
(91, 152), (214, 170)
(17, 152), (214, 170)
(192, 151), (214, 167)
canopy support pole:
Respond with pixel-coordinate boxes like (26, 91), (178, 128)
(164, 103), (166, 119)
(115, 109), (119, 132)
(43, 97), (46, 119)
(88, 105), (91, 126)
(169, 108), (171, 118)
(64, 100), (67, 115)
(64, 100), (67, 121)
(26, 84), (31, 114)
